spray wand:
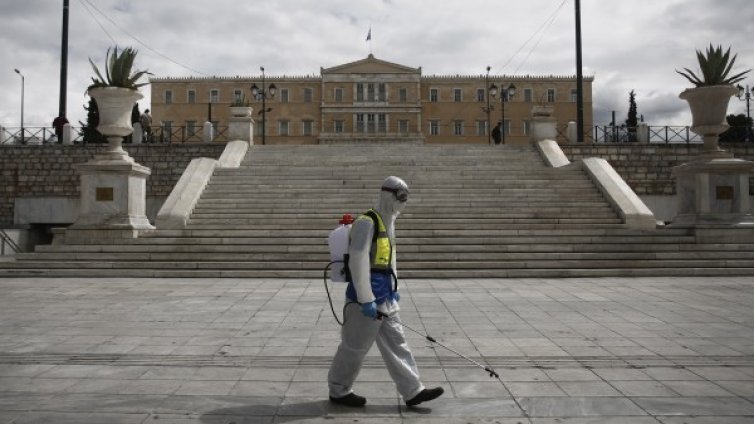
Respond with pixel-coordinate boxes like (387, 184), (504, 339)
(377, 311), (499, 379)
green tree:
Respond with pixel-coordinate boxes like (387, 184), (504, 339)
(625, 90), (638, 142)
(720, 114), (753, 143)
(79, 98), (107, 144)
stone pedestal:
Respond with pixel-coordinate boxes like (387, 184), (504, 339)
(566, 121), (578, 143)
(62, 124), (73, 145)
(530, 105), (557, 143)
(203, 121), (215, 143)
(66, 157), (154, 238)
(228, 115), (254, 143)
(637, 123), (649, 143)
(670, 156), (754, 228)
(132, 122), (143, 144)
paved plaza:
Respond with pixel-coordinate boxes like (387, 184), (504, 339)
(0, 276), (754, 423)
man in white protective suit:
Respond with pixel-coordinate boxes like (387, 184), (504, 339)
(328, 176), (444, 408)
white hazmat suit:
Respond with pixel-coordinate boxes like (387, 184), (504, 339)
(328, 176), (444, 408)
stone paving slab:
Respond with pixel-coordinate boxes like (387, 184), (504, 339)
(0, 276), (753, 423)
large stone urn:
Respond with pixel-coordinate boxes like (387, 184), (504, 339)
(670, 84), (754, 229)
(64, 87), (154, 241)
(678, 85), (738, 156)
(88, 87), (144, 162)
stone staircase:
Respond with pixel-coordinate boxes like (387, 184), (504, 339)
(4, 143), (754, 277)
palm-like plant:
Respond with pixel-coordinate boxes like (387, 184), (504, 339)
(88, 46), (151, 90)
(677, 44), (750, 87)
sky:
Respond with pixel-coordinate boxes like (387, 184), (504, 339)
(1, 0), (753, 130)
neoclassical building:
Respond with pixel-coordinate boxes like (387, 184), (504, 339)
(149, 55), (593, 145)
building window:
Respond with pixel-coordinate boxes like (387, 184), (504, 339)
(378, 114), (387, 133)
(399, 120), (409, 134)
(335, 88), (343, 103)
(210, 89), (219, 103)
(453, 88), (462, 102)
(356, 114), (365, 133)
(570, 89), (578, 102)
(233, 89), (243, 104)
(303, 88), (313, 103)
(186, 120), (197, 137)
(356, 83), (364, 102)
(302, 120), (313, 136)
(477, 88), (485, 102)
(430, 88), (438, 103)
(523, 120), (531, 136)
(367, 83), (376, 102)
(547, 88), (556, 103)
(162, 121), (172, 142)
(378, 83), (387, 101)
(524, 88), (533, 103)
(399, 88), (407, 103)
(334, 120), (344, 133)
(367, 113), (376, 133)
(454, 120), (463, 136)
(279, 120), (289, 136)
(164, 90), (173, 104)
(476, 120), (487, 136)
(187, 90), (196, 104)
(280, 88), (289, 103)
(503, 120), (511, 135)
(429, 120), (439, 136)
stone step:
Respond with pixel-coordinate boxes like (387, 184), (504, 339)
(140, 228), (679, 238)
(107, 235), (696, 245)
(183, 221), (625, 230)
(185, 217), (624, 225)
(3, 266), (754, 279)
(19, 250), (754, 263)
(7, 259), (754, 272)
(186, 212), (623, 220)
(34, 242), (754, 254)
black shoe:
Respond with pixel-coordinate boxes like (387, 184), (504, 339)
(406, 387), (444, 406)
(329, 393), (367, 407)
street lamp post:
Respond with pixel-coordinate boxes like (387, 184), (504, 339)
(498, 83), (516, 144)
(251, 66), (277, 145)
(482, 66), (495, 145)
(14, 69), (24, 144)
(737, 84), (753, 142)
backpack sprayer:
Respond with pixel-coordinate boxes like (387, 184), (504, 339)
(324, 213), (500, 380)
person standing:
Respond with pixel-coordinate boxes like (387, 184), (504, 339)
(328, 176), (444, 408)
(491, 121), (502, 145)
(52, 116), (68, 144)
(140, 109), (153, 143)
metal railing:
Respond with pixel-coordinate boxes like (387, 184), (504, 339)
(150, 125), (230, 144)
(0, 229), (20, 254)
(0, 126), (85, 145)
(0, 125), (231, 145)
(556, 125), (714, 144)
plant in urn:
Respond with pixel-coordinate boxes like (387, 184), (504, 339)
(677, 45), (750, 156)
(87, 47), (151, 162)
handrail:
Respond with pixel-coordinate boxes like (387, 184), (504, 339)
(0, 229), (20, 254)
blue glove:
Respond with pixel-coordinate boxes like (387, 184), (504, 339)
(391, 292), (400, 302)
(361, 302), (377, 319)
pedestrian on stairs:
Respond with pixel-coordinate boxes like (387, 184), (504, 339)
(328, 176), (444, 408)
(491, 121), (502, 145)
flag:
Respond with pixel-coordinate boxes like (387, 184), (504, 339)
(366, 27), (371, 41)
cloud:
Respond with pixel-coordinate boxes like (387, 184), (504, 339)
(0, 0), (752, 128)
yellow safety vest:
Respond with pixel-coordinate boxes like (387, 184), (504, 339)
(355, 209), (394, 273)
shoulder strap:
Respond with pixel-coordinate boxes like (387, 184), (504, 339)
(363, 209), (380, 246)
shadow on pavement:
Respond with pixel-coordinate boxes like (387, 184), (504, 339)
(200, 399), (409, 423)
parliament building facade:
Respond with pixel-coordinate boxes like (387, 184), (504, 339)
(149, 55), (593, 145)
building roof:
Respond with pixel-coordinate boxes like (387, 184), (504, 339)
(321, 54), (421, 75)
